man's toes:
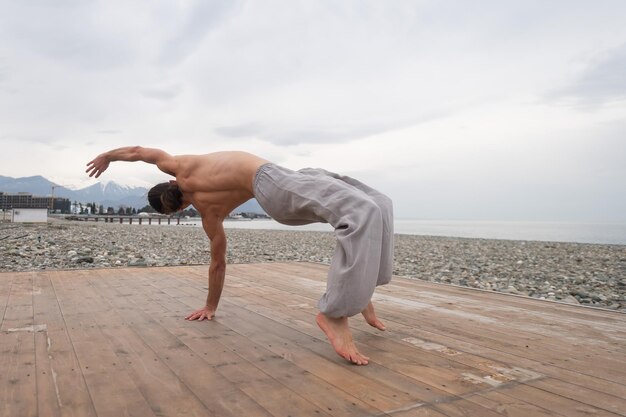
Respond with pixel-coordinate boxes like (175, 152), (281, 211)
(347, 350), (369, 365)
(354, 355), (368, 365)
(348, 354), (360, 365)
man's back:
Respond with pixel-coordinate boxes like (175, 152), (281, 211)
(174, 151), (269, 219)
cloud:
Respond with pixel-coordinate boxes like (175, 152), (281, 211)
(0, 2), (135, 71)
(141, 83), (183, 101)
(157, 1), (244, 66)
(214, 121), (407, 146)
(547, 43), (626, 107)
(0, 57), (7, 83)
(214, 102), (465, 146)
(0, 2), (242, 71)
(214, 122), (263, 139)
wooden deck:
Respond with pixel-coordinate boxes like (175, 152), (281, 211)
(1, 262), (625, 417)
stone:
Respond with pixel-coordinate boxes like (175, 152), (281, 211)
(561, 295), (580, 305)
(1, 220), (624, 312)
(75, 256), (94, 264)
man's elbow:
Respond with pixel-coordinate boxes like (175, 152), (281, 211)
(210, 259), (226, 273)
(130, 146), (144, 159)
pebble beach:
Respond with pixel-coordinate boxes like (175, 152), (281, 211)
(1, 220), (625, 312)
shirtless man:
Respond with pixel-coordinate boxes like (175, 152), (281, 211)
(86, 146), (394, 365)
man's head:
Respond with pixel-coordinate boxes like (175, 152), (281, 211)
(148, 182), (184, 214)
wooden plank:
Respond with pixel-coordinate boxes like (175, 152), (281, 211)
(272, 264), (626, 398)
(238, 262), (626, 346)
(34, 329), (61, 417)
(33, 271), (97, 417)
(491, 383), (623, 417)
(117, 268), (403, 417)
(373, 287), (625, 358)
(87, 268), (281, 417)
(216, 305), (428, 412)
(225, 260), (621, 408)
(229, 256), (624, 416)
(51, 270), (158, 417)
(223, 288), (501, 396)
(154, 264), (619, 412)
(526, 379), (626, 416)
(466, 389), (562, 417)
(0, 272), (37, 417)
(0, 272), (14, 329)
(219, 291), (555, 417)
(139, 269), (446, 415)
(139, 281), (400, 417)
(150, 306), (385, 416)
(371, 304), (626, 400)
(228, 263), (626, 383)
(1, 270), (34, 329)
(75, 279), (219, 417)
(0, 330), (37, 417)
(145, 265), (621, 384)
(144, 267), (453, 413)
(391, 407), (450, 417)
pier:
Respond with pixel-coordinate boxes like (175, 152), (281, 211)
(64, 215), (182, 225)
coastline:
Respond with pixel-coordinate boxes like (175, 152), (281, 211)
(219, 218), (626, 245)
(1, 220), (625, 312)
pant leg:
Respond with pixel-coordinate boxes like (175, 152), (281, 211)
(255, 164), (383, 317)
(319, 196), (384, 317)
(298, 168), (394, 285)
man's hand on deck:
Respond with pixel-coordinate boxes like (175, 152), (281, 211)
(185, 306), (216, 321)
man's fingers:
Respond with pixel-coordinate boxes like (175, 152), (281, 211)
(184, 310), (214, 321)
(86, 166), (99, 177)
(185, 313), (202, 320)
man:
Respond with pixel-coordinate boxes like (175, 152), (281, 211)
(86, 146), (393, 365)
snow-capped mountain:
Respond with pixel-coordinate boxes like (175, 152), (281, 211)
(76, 181), (149, 208)
(0, 175), (148, 209)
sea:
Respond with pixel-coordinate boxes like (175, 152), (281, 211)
(178, 218), (626, 245)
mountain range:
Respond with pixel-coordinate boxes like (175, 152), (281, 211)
(0, 175), (265, 213)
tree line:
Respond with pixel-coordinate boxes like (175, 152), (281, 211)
(75, 202), (199, 217)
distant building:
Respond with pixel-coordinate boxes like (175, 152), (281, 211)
(10, 208), (48, 223)
(0, 192), (71, 213)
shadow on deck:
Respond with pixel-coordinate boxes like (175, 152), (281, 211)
(1, 262), (625, 417)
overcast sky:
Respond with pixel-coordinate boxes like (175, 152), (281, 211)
(1, 0), (625, 221)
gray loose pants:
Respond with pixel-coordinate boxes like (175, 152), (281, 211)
(253, 163), (394, 318)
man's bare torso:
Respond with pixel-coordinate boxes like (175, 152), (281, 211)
(171, 151), (269, 220)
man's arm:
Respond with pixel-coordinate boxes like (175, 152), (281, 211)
(185, 218), (227, 321)
(86, 146), (177, 178)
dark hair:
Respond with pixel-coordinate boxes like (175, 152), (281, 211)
(148, 182), (183, 214)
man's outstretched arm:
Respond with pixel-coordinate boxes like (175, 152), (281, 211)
(86, 146), (177, 178)
(185, 219), (227, 321)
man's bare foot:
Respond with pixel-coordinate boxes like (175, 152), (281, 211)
(316, 313), (369, 365)
(361, 301), (386, 331)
